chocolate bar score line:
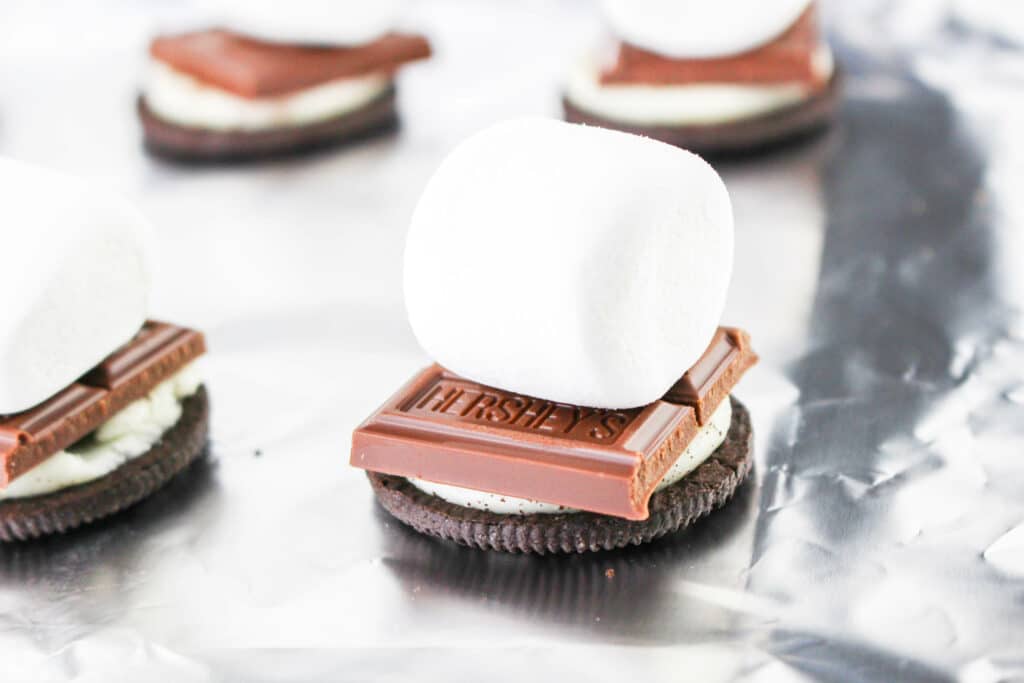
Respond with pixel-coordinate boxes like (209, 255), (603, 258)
(352, 327), (756, 520)
(0, 322), (206, 487)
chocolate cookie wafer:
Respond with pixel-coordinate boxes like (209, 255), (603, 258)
(369, 396), (752, 554)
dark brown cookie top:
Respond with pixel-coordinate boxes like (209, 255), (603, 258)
(563, 69), (841, 157)
(368, 396), (753, 555)
(0, 387), (210, 542)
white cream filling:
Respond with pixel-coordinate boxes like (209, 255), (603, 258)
(565, 44), (834, 126)
(409, 398), (732, 515)
(0, 364), (202, 500)
(142, 60), (392, 131)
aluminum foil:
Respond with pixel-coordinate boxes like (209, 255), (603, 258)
(1, 1), (1022, 680)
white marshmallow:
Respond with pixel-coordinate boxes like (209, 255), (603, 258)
(0, 158), (151, 414)
(601, 0), (813, 59)
(404, 119), (733, 409)
(201, 0), (405, 46)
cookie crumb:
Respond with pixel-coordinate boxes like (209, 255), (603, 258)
(605, 568), (615, 579)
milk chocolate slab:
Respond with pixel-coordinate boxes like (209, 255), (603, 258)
(81, 322), (206, 415)
(0, 321), (205, 487)
(150, 30), (431, 98)
(665, 328), (757, 424)
(0, 386), (108, 486)
(601, 5), (823, 87)
(80, 322), (186, 389)
(351, 327), (756, 520)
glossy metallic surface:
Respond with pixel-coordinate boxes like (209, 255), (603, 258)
(0, 1), (1021, 680)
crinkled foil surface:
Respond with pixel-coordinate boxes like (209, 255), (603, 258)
(1, 1), (1022, 681)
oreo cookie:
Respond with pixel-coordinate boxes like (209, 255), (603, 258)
(368, 396), (753, 555)
(0, 387), (210, 542)
(563, 72), (841, 157)
(138, 89), (398, 163)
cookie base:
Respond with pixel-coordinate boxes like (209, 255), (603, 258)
(138, 88), (398, 163)
(0, 386), (210, 542)
(368, 396), (753, 554)
(563, 71), (841, 157)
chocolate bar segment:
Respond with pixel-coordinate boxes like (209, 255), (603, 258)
(151, 31), (431, 98)
(81, 321), (206, 415)
(664, 327), (758, 424)
(80, 322), (184, 389)
(351, 327), (755, 520)
(0, 385), (109, 485)
(601, 4), (823, 87)
(0, 321), (205, 488)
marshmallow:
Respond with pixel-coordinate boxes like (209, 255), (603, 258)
(0, 158), (151, 414)
(202, 0), (405, 46)
(601, 0), (813, 59)
(404, 119), (733, 409)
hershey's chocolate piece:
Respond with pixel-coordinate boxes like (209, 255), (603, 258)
(351, 327), (756, 520)
(601, 5), (824, 87)
(664, 328), (757, 424)
(80, 322), (184, 389)
(81, 322), (206, 415)
(150, 30), (431, 98)
(0, 385), (109, 486)
(0, 321), (205, 487)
